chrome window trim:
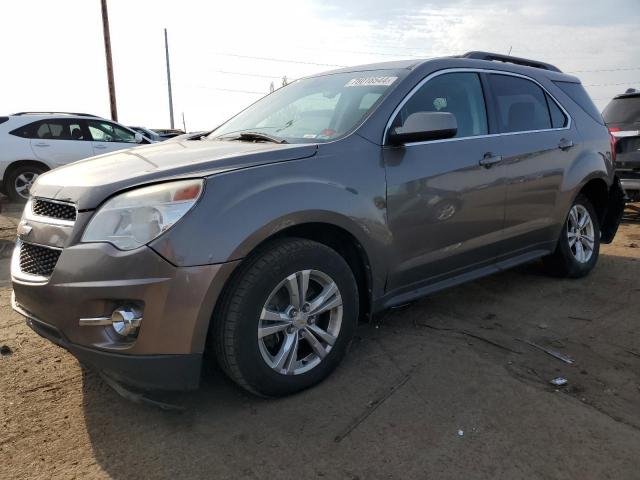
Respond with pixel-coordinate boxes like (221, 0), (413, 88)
(383, 68), (572, 147)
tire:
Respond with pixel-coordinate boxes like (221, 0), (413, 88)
(212, 238), (359, 397)
(6, 164), (46, 202)
(542, 194), (600, 278)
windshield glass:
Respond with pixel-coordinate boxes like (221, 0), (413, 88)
(209, 70), (406, 143)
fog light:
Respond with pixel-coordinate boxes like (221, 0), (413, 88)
(111, 307), (142, 337)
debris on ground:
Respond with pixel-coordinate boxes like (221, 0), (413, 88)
(519, 340), (575, 364)
(550, 377), (568, 386)
(457, 430), (464, 437)
(1, 345), (12, 356)
(628, 243), (639, 248)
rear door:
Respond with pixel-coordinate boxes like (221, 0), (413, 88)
(87, 120), (139, 155)
(486, 73), (579, 256)
(27, 119), (93, 167)
(384, 71), (507, 293)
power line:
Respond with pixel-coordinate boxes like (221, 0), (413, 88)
(181, 84), (267, 95)
(210, 52), (348, 68)
(568, 66), (640, 73)
(584, 80), (640, 87)
(211, 69), (283, 80)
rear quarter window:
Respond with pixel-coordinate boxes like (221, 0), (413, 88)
(553, 81), (604, 125)
(602, 96), (640, 124)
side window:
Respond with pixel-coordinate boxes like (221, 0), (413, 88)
(87, 120), (136, 143)
(9, 121), (41, 138)
(10, 119), (85, 139)
(546, 93), (567, 128)
(393, 72), (488, 138)
(488, 74), (552, 133)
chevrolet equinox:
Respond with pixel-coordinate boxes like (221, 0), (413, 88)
(11, 52), (625, 397)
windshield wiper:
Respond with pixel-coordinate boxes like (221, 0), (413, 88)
(225, 131), (288, 144)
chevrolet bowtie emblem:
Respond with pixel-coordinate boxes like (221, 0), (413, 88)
(17, 222), (33, 238)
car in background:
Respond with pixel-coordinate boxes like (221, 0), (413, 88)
(603, 88), (640, 201)
(151, 128), (185, 140)
(0, 112), (151, 201)
(128, 126), (161, 142)
(165, 130), (210, 142)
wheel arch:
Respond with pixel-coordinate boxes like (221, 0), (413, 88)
(576, 177), (609, 225)
(217, 219), (374, 326)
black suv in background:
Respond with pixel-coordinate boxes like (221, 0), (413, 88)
(604, 89), (640, 201)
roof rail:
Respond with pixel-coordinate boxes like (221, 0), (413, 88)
(12, 111), (99, 117)
(460, 51), (562, 73)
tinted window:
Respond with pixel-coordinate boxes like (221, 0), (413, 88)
(87, 120), (136, 143)
(394, 72), (488, 138)
(11, 120), (86, 140)
(489, 75), (551, 133)
(554, 81), (604, 125)
(602, 96), (640, 124)
(546, 93), (568, 128)
(0, 117), (8, 125)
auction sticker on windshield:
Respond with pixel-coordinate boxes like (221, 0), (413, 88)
(345, 76), (398, 87)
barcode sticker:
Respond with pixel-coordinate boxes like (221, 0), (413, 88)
(345, 76), (398, 87)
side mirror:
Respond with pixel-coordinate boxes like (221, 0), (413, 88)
(134, 132), (144, 144)
(388, 112), (457, 145)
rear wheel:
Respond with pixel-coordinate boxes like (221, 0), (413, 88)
(6, 164), (46, 202)
(543, 194), (600, 278)
(212, 238), (358, 397)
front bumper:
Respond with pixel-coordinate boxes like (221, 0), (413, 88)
(12, 241), (239, 390)
(14, 293), (201, 390)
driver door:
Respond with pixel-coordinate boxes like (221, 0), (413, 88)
(384, 71), (507, 294)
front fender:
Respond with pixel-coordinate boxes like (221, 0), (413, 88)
(150, 137), (389, 291)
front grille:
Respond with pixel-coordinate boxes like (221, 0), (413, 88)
(32, 199), (76, 221)
(19, 242), (61, 277)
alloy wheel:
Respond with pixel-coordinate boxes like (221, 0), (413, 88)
(14, 172), (39, 200)
(258, 269), (343, 375)
(567, 204), (595, 263)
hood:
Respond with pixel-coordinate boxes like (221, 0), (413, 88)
(31, 139), (318, 209)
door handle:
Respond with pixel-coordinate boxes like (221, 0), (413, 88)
(94, 144), (107, 149)
(33, 142), (50, 147)
(479, 153), (503, 168)
(558, 138), (574, 151)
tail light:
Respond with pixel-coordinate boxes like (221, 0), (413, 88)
(608, 127), (620, 162)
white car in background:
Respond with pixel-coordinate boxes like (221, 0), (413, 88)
(0, 112), (151, 201)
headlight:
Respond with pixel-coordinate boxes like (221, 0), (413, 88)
(82, 179), (203, 250)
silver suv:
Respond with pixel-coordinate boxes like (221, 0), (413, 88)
(11, 52), (625, 398)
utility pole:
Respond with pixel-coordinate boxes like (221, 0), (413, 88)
(100, 0), (118, 121)
(164, 28), (175, 129)
(181, 112), (186, 132)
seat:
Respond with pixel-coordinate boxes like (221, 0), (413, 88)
(71, 128), (83, 140)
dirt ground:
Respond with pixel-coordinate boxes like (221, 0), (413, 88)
(1, 202), (639, 480)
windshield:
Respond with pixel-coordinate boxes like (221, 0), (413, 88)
(209, 70), (406, 143)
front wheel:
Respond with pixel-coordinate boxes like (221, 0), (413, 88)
(6, 164), (46, 202)
(543, 194), (600, 278)
(212, 238), (359, 397)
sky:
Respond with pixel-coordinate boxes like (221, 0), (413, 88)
(1, 0), (639, 131)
